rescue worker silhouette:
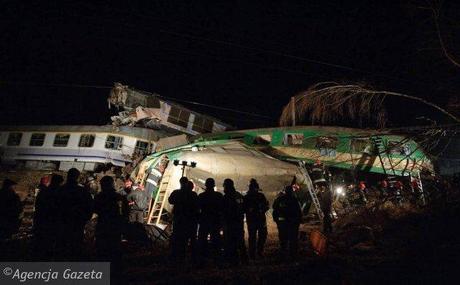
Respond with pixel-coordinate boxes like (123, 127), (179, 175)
(394, 180), (404, 205)
(198, 178), (224, 264)
(94, 176), (125, 277)
(318, 184), (333, 235)
(33, 174), (64, 260)
(272, 185), (302, 259)
(168, 177), (199, 265)
(126, 184), (149, 223)
(0, 179), (23, 240)
(310, 160), (327, 187)
(222, 178), (247, 265)
(118, 177), (133, 197)
(35, 175), (50, 199)
(357, 181), (368, 204)
(84, 175), (99, 198)
(118, 177), (133, 227)
(55, 168), (93, 261)
(378, 179), (388, 197)
(243, 178), (269, 260)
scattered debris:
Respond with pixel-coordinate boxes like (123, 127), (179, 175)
(108, 83), (231, 135)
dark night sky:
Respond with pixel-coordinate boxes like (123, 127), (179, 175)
(1, 1), (460, 129)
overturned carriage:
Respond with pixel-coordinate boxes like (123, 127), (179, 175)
(134, 126), (434, 229)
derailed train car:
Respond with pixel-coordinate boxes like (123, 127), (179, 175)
(0, 125), (163, 171)
(134, 125), (433, 228)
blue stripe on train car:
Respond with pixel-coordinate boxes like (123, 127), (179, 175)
(16, 153), (130, 164)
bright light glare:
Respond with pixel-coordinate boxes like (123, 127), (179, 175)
(335, 186), (344, 195)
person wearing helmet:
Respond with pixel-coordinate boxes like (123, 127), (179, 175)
(357, 181), (368, 204)
(33, 174), (64, 259)
(35, 175), (50, 198)
(272, 185), (302, 260)
(310, 160), (327, 188)
(85, 175), (99, 198)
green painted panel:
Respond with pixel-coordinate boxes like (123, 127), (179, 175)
(144, 126), (432, 177)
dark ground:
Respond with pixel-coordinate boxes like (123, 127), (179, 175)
(1, 170), (460, 284)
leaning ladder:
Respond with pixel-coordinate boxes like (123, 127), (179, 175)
(372, 136), (397, 176)
(146, 168), (172, 229)
(298, 161), (324, 221)
(410, 171), (426, 206)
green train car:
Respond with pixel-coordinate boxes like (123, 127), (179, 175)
(192, 126), (433, 177)
(134, 126), (433, 227)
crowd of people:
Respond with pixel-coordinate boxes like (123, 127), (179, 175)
(0, 168), (149, 265)
(0, 178), (23, 240)
(0, 168), (305, 270)
(169, 176), (303, 268)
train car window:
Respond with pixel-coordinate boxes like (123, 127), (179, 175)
(351, 138), (375, 154)
(29, 133), (46, 146)
(105, 135), (123, 149)
(7, 132), (23, 146)
(53, 133), (70, 147)
(253, 134), (272, 145)
(283, 133), (304, 145)
(192, 116), (214, 133)
(387, 141), (411, 156)
(167, 106), (190, 128)
(316, 136), (338, 157)
(134, 141), (150, 156)
(79, 134), (95, 147)
(146, 96), (161, 108)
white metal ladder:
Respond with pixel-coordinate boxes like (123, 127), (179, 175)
(298, 161), (324, 221)
(410, 171), (426, 206)
(147, 168), (172, 228)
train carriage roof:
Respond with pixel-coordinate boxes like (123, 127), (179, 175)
(0, 125), (171, 141)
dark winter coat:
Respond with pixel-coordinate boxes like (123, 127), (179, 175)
(272, 193), (302, 225)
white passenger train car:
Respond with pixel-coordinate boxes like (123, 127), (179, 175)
(0, 125), (166, 171)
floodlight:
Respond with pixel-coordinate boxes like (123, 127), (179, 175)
(335, 186), (345, 196)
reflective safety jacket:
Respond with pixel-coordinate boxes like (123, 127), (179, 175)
(272, 193), (302, 224)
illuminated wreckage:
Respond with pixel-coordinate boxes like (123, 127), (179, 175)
(107, 82), (230, 135)
(132, 125), (433, 232)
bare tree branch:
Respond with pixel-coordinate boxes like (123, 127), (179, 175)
(430, 1), (460, 67)
(279, 82), (460, 127)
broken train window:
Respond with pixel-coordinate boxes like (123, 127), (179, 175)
(29, 133), (46, 146)
(53, 133), (70, 147)
(145, 96), (161, 108)
(387, 140), (411, 156)
(7, 132), (23, 146)
(79, 134), (95, 148)
(105, 135), (123, 150)
(316, 136), (338, 157)
(134, 140), (150, 156)
(192, 116), (214, 133)
(167, 106), (191, 128)
(283, 133), (304, 146)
